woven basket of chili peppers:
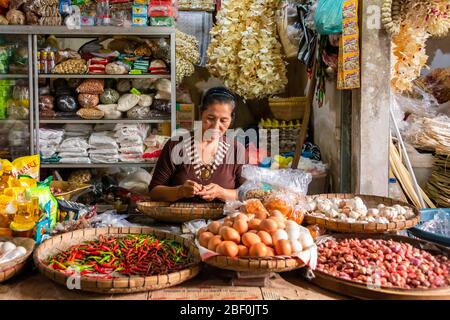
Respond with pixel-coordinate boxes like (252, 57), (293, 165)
(33, 227), (201, 293)
(137, 201), (224, 223)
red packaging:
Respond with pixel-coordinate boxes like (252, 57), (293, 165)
(148, 0), (175, 17)
(90, 57), (109, 65)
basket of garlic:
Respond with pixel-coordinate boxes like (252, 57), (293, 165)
(0, 237), (35, 283)
(194, 199), (318, 273)
(303, 194), (420, 233)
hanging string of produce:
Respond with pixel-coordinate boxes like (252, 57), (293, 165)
(206, 0), (288, 100)
(175, 30), (200, 85)
(383, 0), (450, 93)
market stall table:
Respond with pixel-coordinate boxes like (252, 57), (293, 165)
(0, 266), (344, 300)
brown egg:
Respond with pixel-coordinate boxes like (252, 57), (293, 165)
(259, 219), (278, 233)
(257, 231), (273, 246)
(242, 232), (261, 248)
(233, 219), (248, 235)
(216, 241), (239, 257)
(270, 210), (285, 219)
(208, 221), (222, 235)
(207, 235), (222, 251)
(266, 246), (275, 256)
(275, 239), (292, 256)
(222, 227), (241, 244)
(223, 220), (234, 227)
(248, 230), (258, 234)
(269, 216), (286, 230)
(197, 227), (208, 238)
(255, 210), (268, 220)
(235, 213), (249, 222)
(248, 218), (261, 230)
(199, 231), (214, 248)
(237, 245), (249, 257)
(249, 243), (268, 257)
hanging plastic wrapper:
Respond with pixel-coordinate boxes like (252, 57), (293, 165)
(297, 2), (318, 67)
(277, 0), (302, 58)
(313, 0), (343, 35)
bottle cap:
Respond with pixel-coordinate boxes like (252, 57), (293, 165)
(389, 178), (397, 183)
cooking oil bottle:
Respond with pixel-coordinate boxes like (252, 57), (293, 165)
(0, 164), (12, 194)
(10, 199), (35, 238)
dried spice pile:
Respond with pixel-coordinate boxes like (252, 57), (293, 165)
(46, 234), (195, 278)
(207, 0), (287, 100)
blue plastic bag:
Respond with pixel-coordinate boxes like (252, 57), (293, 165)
(314, 0), (343, 35)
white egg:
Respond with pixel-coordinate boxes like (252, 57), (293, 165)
(0, 241), (16, 256)
(286, 227), (300, 241)
(286, 220), (300, 230)
(298, 232), (314, 249)
(290, 239), (303, 253)
(272, 229), (288, 245)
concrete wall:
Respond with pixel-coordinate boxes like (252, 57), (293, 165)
(312, 80), (342, 192)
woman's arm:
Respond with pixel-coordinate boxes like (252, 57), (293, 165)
(197, 184), (238, 202)
(149, 180), (203, 202)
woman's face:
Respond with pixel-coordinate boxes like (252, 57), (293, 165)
(201, 102), (233, 141)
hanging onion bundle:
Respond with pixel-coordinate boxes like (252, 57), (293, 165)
(207, 0), (288, 100)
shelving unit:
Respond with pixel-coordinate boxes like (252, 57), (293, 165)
(0, 25), (176, 171)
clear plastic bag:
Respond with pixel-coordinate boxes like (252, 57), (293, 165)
(277, 1), (301, 58)
(127, 105), (151, 119)
(39, 95), (55, 110)
(78, 93), (99, 108)
(100, 88), (120, 104)
(313, 0), (343, 35)
(117, 93), (140, 111)
(238, 166), (312, 204)
(138, 94), (153, 107)
(76, 79), (104, 94)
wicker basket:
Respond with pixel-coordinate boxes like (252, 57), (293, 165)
(137, 201), (224, 223)
(33, 227), (201, 294)
(268, 96), (308, 121)
(311, 233), (450, 300)
(205, 255), (305, 273)
(0, 237), (36, 283)
(50, 181), (92, 201)
(304, 194), (420, 233)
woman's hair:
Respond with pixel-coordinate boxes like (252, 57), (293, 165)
(200, 87), (236, 118)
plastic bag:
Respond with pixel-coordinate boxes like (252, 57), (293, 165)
(105, 62), (128, 75)
(89, 210), (142, 228)
(56, 95), (78, 112)
(277, 1), (301, 58)
(6, 9), (25, 25)
(118, 168), (152, 193)
(100, 88), (120, 104)
(238, 166), (312, 203)
(131, 78), (155, 91)
(127, 105), (151, 119)
(78, 93), (99, 108)
(76, 79), (104, 94)
(152, 99), (171, 113)
(138, 94), (153, 107)
(117, 93), (140, 111)
(39, 95), (55, 110)
(76, 107), (104, 119)
(314, 0), (343, 35)
(96, 104), (122, 119)
(116, 79), (132, 93)
(6, 103), (29, 120)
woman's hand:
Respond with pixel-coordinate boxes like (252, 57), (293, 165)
(197, 183), (225, 201)
(177, 180), (203, 199)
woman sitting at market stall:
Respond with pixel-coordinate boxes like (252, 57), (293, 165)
(149, 87), (246, 202)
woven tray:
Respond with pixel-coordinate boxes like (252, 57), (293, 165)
(310, 233), (450, 300)
(137, 201), (224, 223)
(33, 227), (201, 294)
(204, 255), (305, 273)
(0, 237), (36, 283)
(304, 194), (420, 233)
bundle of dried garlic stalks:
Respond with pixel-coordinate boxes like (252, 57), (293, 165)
(206, 0), (288, 100)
